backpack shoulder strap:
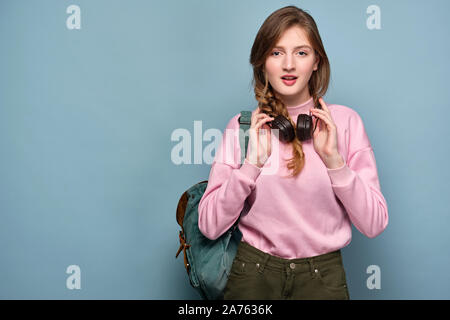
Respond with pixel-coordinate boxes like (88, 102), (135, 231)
(238, 111), (252, 166)
(231, 110), (252, 227)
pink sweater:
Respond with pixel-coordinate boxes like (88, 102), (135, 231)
(198, 97), (389, 259)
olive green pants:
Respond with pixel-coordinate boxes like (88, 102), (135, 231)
(223, 241), (350, 300)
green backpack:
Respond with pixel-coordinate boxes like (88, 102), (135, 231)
(175, 110), (252, 300)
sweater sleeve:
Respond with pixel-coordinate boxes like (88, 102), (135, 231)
(198, 114), (262, 240)
(326, 110), (389, 238)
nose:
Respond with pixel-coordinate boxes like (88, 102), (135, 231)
(282, 53), (295, 71)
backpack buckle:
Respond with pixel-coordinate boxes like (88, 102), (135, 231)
(176, 230), (191, 274)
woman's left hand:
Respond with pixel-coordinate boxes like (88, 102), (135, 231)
(310, 97), (345, 169)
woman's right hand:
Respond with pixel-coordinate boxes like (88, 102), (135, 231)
(245, 108), (274, 168)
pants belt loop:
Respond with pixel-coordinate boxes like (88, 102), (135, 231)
(308, 257), (316, 278)
(258, 254), (270, 274)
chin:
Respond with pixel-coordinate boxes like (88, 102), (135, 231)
(276, 87), (304, 97)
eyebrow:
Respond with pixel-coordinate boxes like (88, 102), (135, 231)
(273, 45), (312, 50)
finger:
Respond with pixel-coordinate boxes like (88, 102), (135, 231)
(312, 116), (322, 132)
(255, 115), (274, 126)
(259, 125), (270, 147)
(318, 97), (330, 113)
(255, 117), (274, 129)
(260, 123), (270, 136)
(265, 123), (272, 152)
(310, 108), (332, 122)
(310, 110), (335, 130)
(252, 113), (272, 123)
(264, 124), (272, 141)
(251, 108), (261, 121)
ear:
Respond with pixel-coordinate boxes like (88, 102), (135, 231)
(313, 54), (320, 71)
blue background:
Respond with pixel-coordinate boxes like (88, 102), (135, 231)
(1, 0), (449, 299)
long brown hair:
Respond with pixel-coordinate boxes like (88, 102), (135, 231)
(249, 6), (330, 177)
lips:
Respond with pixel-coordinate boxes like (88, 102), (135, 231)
(281, 74), (298, 80)
(281, 75), (297, 86)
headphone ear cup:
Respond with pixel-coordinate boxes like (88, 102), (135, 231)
(271, 115), (296, 142)
(296, 114), (313, 141)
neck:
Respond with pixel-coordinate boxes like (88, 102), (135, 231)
(283, 96), (315, 119)
(275, 88), (312, 108)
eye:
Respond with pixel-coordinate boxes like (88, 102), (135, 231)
(271, 51), (307, 56)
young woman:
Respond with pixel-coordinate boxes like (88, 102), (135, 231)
(198, 5), (389, 300)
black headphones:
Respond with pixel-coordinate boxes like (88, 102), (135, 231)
(263, 103), (322, 142)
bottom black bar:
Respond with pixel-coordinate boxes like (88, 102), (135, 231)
(0, 300), (447, 318)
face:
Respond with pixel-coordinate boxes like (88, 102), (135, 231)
(264, 25), (319, 107)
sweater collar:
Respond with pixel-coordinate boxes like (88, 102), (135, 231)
(285, 96), (315, 118)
